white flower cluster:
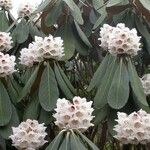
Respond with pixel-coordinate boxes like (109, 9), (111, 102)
(0, 32), (13, 52)
(53, 96), (94, 131)
(0, 52), (16, 77)
(0, 0), (12, 10)
(141, 74), (150, 95)
(18, 2), (35, 18)
(114, 109), (150, 145)
(99, 23), (141, 56)
(9, 119), (47, 150)
(19, 35), (64, 67)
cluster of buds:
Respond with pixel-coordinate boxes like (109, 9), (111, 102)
(0, 0), (12, 10)
(0, 52), (16, 77)
(53, 96), (94, 131)
(9, 119), (47, 150)
(99, 23), (141, 56)
(19, 35), (64, 67)
(141, 74), (150, 95)
(114, 109), (150, 145)
(0, 32), (13, 52)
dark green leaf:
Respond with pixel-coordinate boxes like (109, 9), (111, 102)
(59, 132), (70, 150)
(94, 56), (117, 108)
(0, 136), (6, 150)
(0, 105), (19, 139)
(18, 65), (40, 102)
(63, 0), (83, 25)
(108, 59), (129, 109)
(0, 81), (12, 126)
(127, 59), (148, 106)
(54, 63), (74, 99)
(0, 10), (9, 31)
(39, 63), (59, 111)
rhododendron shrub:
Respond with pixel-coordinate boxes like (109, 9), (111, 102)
(0, 0), (150, 150)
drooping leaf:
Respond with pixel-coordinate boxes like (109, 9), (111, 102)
(39, 62), (59, 111)
(23, 92), (40, 120)
(0, 10), (9, 31)
(107, 0), (128, 7)
(0, 105), (19, 139)
(139, 0), (150, 11)
(46, 131), (65, 150)
(45, 1), (63, 27)
(127, 59), (148, 106)
(74, 21), (92, 47)
(18, 65), (40, 102)
(76, 130), (99, 150)
(57, 63), (76, 95)
(59, 132), (70, 150)
(63, 0), (83, 25)
(54, 63), (74, 99)
(12, 19), (29, 44)
(0, 81), (12, 126)
(0, 136), (6, 150)
(88, 54), (111, 91)
(94, 56), (117, 108)
(108, 59), (129, 109)
(92, 0), (104, 11)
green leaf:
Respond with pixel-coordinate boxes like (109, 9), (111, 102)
(88, 54), (111, 91)
(46, 131), (65, 150)
(0, 81), (12, 126)
(23, 93), (40, 120)
(39, 62), (59, 111)
(92, 0), (104, 11)
(59, 132), (70, 150)
(139, 0), (150, 11)
(108, 59), (129, 109)
(70, 131), (87, 150)
(107, 0), (126, 7)
(0, 10), (9, 31)
(54, 63), (74, 99)
(63, 0), (83, 25)
(0, 135), (6, 150)
(12, 19), (29, 44)
(34, 0), (52, 14)
(45, 1), (63, 27)
(74, 21), (92, 47)
(94, 56), (117, 108)
(0, 105), (19, 139)
(18, 65), (40, 102)
(76, 130), (99, 150)
(127, 59), (148, 106)
(56, 21), (75, 60)
(57, 64), (76, 95)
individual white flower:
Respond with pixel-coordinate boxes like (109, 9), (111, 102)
(113, 109), (150, 145)
(53, 96), (94, 131)
(0, 0), (12, 10)
(9, 119), (47, 150)
(0, 32), (13, 52)
(98, 24), (114, 49)
(141, 74), (150, 95)
(18, 2), (35, 18)
(0, 52), (16, 77)
(99, 23), (141, 56)
(19, 35), (64, 67)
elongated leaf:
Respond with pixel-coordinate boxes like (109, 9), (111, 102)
(57, 64), (76, 95)
(0, 105), (19, 139)
(54, 63), (74, 99)
(107, 0), (123, 7)
(127, 59), (148, 106)
(74, 21), (92, 47)
(92, 0), (104, 11)
(12, 19), (29, 43)
(18, 65), (40, 102)
(88, 54), (111, 91)
(70, 131), (87, 150)
(63, 0), (83, 25)
(0, 135), (6, 150)
(94, 57), (117, 108)
(0, 81), (12, 126)
(45, 1), (63, 27)
(139, 0), (150, 11)
(0, 10), (9, 31)
(108, 59), (129, 109)
(46, 131), (65, 150)
(39, 63), (59, 111)
(59, 132), (70, 150)
(76, 130), (99, 150)
(23, 93), (40, 120)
